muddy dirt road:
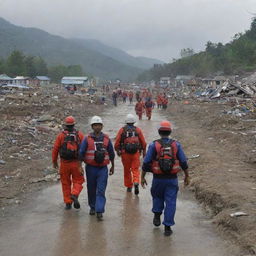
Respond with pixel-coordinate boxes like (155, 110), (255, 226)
(0, 103), (239, 256)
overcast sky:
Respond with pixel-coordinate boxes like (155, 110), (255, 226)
(0, 0), (255, 62)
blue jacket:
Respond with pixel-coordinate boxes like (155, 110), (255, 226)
(79, 132), (115, 162)
(143, 138), (188, 173)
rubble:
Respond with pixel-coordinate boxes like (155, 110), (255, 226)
(0, 84), (109, 207)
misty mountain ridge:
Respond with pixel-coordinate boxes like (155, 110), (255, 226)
(0, 17), (163, 80)
(72, 38), (164, 70)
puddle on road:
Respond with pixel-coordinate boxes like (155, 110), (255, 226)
(0, 103), (239, 256)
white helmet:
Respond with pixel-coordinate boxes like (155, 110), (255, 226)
(90, 115), (103, 125)
(125, 114), (136, 124)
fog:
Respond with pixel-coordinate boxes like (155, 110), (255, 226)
(0, 0), (255, 61)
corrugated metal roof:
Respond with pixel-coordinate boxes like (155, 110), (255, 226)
(61, 80), (84, 85)
(0, 74), (13, 80)
(62, 76), (88, 81)
(36, 76), (50, 81)
(14, 76), (30, 80)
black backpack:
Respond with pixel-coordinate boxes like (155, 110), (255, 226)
(156, 139), (175, 174)
(94, 136), (107, 164)
(145, 101), (153, 108)
(121, 126), (140, 154)
(60, 131), (80, 160)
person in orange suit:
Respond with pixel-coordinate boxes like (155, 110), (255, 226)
(52, 116), (85, 210)
(128, 91), (134, 104)
(145, 97), (154, 120)
(135, 98), (144, 120)
(115, 114), (147, 195)
(157, 94), (162, 109)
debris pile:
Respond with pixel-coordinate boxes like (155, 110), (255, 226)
(0, 84), (108, 207)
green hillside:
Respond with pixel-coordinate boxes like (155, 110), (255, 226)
(72, 39), (164, 70)
(138, 18), (256, 81)
(0, 17), (144, 81)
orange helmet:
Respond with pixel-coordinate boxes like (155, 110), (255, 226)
(64, 116), (75, 125)
(158, 120), (172, 131)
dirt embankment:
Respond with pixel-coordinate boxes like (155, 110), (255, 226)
(0, 85), (108, 211)
(167, 100), (256, 255)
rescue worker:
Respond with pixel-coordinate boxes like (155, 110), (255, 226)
(128, 91), (134, 104)
(115, 114), (146, 195)
(52, 116), (85, 210)
(135, 90), (141, 101)
(162, 94), (168, 110)
(144, 97), (154, 120)
(112, 90), (118, 106)
(157, 94), (162, 109)
(79, 116), (115, 220)
(122, 90), (128, 103)
(141, 121), (190, 236)
(135, 98), (144, 120)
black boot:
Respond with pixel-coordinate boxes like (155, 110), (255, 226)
(97, 212), (103, 221)
(164, 226), (173, 236)
(134, 183), (139, 195)
(71, 194), (80, 209)
(127, 187), (132, 192)
(65, 203), (72, 210)
(89, 208), (95, 215)
(153, 212), (161, 226)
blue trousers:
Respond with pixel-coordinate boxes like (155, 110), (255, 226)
(85, 165), (108, 213)
(151, 178), (179, 226)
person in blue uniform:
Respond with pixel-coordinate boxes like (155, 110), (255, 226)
(79, 116), (115, 220)
(141, 120), (190, 236)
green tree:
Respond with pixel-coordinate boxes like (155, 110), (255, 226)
(48, 65), (68, 82)
(6, 51), (26, 76)
(24, 56), (37, 77)
(34, 57), (48, 75)
(67, 65), (84, 76)
(0, 58), (6, 74)
(180, 48), (194, 58)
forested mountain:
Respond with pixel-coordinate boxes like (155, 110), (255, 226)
(72, 39), (164, 70)
(0, 17), (161, 81)
(138, 18), (256, 81)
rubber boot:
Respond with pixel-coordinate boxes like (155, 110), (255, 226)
(164, 226), (173, 236)
(134, 183), (139, 195)
(65, 203), (72, 210)
(127, 187), (132, 192)
(89, 208), (95, 215)
(71, 194), (80, 209)
(153, 212), (161, 226)
(97, 212), (103, 221)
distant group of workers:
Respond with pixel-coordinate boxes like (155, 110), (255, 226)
(111, 87), (169, 121)
(52, 112), (190, 236)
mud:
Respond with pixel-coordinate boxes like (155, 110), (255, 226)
(166, 100), (256, 254)
(0, 103), (242, 256)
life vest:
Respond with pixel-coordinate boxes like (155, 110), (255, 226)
(121, 126), (140, 154)
(152, 139), (181, 175)
(60, 130), (80, 160)
(145, 100), (153, 108)
(84, 133), (110, 166)
(135, 102), (144, 112)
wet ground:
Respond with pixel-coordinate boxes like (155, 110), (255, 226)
(0, 103), (238, 256)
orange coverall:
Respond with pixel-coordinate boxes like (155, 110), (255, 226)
(114, 126), (147, 188)
(52, 131), (85, 204)
(135, 102), (144, 120)
(145, 100), (154, 120)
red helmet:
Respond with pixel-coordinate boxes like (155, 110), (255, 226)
(158, 120), (172, 131)
(64, 116), (75, 125)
